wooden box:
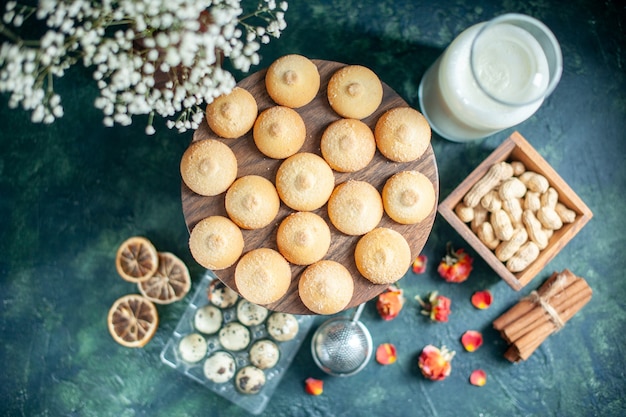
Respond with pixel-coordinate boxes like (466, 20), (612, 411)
(438, 131), (593, 290)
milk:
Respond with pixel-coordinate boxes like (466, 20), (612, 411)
(419, 22), (551, 142)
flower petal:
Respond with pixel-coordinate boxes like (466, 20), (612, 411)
(412, 255), (428, 274)
(461, 330), (483, 352)
(470, 369), (487, 386)
(304, 377), (323, 395)
(471, 290), (493, 309)
(375, 343), (397, 365)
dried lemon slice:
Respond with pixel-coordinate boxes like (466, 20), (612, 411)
(138, 252), (191, 304)
(107, 294), (159, 348)
(115, 236), (159, 282)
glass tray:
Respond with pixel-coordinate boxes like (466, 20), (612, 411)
(160, 270), (314, 415)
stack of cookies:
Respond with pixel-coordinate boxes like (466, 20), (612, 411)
(180, 54), (436, 315)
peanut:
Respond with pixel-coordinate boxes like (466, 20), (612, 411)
(476, 222), (500, 250)
(492, 209), (514, 241)
(519, 171), (549, 193)
(544, 227), (554, 239)
(510, 160), (526, 176)
(460, 159), (573, 274)
(499, 177), (527, 200)
(463, 162), (514, 208)
(470, 205), (489, 232)
(495, 227), (528, 262)
(537, 206), (563, 230)
(481, 190), (502, 212)
(523, 191), (541, 212)
(455, 202), (474, 223)
(506, 241), (540, 272)
(555, 202), (577, 223)
(522, 209), (548, 249)
(540, 187), (559, 209)
(502, 197), (523, 228)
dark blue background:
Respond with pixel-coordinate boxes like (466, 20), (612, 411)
(1, 0), (624, 416)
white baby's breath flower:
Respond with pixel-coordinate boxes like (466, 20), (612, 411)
(52, 104), (64, 118)
(3, 11), (15, 24)
(0, 0), (289, 133)
(31, 105), (44, 123)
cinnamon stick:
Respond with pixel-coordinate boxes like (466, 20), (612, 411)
(499, 270), (580, 339)
(514, 284), (592, 347)
(515, 289), (592, 360)
(515, 321), (560, 360)
(493, 270), (577, 331)
(504, 345), (521, 362)
(501, 279), (590, 343)
(504, 334), (545, 363)
(493, 298), (535, 331)
(494, 269), (593, 362)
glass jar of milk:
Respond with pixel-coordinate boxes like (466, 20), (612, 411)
(418, 14), (562, 142)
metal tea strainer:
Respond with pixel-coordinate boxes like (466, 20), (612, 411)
(311, 303), (373, 377)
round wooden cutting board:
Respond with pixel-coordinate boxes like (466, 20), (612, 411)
(182, 59), (439, 315)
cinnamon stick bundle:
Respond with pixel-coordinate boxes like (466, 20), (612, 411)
(493, 269), (592, 362)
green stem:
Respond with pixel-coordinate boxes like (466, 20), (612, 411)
(47, 71), (54, 94)
(239, 5), (272, 20)
(0, 21), (21, 43)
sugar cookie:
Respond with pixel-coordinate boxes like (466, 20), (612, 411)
(298, 260), (354, 315)
(253, 106), (306, 159)
(265, 54), (320, 108)
(206, 87), (258, 139)
(180, 139), (237, 196)
(327, 65), (383, 119)
(277, 211), (331, 265)
(354, 227), (412, 285)
(375, 107), (431, 162)
(234, 248), (291, 305)
(383, 170), (436, 224)
(225, 175), (280, 230)
(320, 118), (376, 172)
(188, 216), (244, 270)
(275, 152), (335, 211)
(327, 180), (383, 236)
